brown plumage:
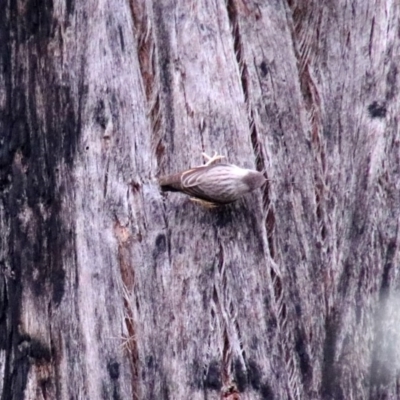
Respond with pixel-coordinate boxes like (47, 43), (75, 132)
(159, 155), (266, 205)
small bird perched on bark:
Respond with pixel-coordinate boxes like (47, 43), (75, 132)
(158, 152), (266, 207)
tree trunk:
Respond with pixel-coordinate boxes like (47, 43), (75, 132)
(1, 0), (400, 399)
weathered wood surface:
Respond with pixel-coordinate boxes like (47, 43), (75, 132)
(1, 0), (400, 399)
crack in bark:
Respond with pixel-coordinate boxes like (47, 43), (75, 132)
(113, 218), (140, 400)
(211, 242), (240, 394)
(225, 0), (276, 266)
(226, 0), (265, 172)
(287, 2), (328, 250)
(129, 0), (164, 170)
(225, 3), (299, 397)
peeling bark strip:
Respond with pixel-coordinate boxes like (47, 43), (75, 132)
(1, 1), (400, 399)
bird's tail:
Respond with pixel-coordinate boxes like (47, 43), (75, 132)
(158, 173), (182, 192)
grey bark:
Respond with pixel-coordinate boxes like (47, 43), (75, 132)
(1, 0), (400, 399)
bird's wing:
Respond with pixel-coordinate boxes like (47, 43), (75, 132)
(180, 164), (233, 203)
(181, 166), (207, 186)
(180, 166), (211, 199)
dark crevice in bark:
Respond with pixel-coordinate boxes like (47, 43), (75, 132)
(129, 1), (154, 103)
(203, 359), (222, 391)
(225, 0), (266, 174)
(113, 218), (140, 400)
(208, 246), (225, 394)
(130, 0), (176, 174)
(103, 157), (110, 198)
(225, 0), (264, 171)
(213, 242), (242, 395)
(216, 243), (231, 389)
(129, 0), (165, 173)
(294, 328), (312, 387)
(222, 327), (232, 386)
(270, 268), (282, 303)
(368, 17), (375, 59)
(265, 208), (276, 259)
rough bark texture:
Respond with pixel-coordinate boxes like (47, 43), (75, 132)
(1, 0), (400, 399)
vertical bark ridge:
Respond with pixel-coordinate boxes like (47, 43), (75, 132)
(225, 2), (305, 398)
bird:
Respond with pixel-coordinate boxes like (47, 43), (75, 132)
(158, 152), (266, 207)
